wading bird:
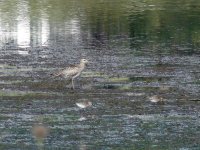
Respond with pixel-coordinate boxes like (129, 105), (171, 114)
(149, 95), (164, 103)
(76, 100), (92, 109)
(52, 59), (88, 89)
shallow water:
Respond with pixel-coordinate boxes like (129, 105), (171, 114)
(0, 0), (200, 149)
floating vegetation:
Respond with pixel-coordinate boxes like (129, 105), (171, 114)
(119, 85), (132, 90)
(108, 77), (129, 82)
(129, 76), (170, 83)
(108, 76), (171, 84)
(82, 71), (109, 78)
(0, 89), (60, 100)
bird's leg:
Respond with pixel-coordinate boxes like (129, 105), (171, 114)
(72, 78), (75, 89)
(72, 73), (80, 90)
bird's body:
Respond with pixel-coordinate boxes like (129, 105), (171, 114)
(53, 64), (84, 78)
(76, 100), (92, 109)
(149, 95), (163, 103)
(52, 59), (88, 89)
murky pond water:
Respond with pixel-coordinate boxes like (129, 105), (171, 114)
(0, 0), (200, 149)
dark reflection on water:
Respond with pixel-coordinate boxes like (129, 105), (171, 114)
(0, 0), (200, 149)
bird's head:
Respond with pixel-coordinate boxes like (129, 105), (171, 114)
(80, 59), (89, 65)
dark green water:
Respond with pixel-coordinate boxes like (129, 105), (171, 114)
(0, 0), (199, 149)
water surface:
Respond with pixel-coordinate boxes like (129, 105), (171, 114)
(0, 0), (199, 149)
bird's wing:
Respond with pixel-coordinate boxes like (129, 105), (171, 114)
(52, 68), (65, 77)
(63, 65), (80, 76)
(68, 64), (78, 68)
(52, 64), (79, 77)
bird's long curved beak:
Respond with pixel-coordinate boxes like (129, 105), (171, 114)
(86, 60), (89, 66)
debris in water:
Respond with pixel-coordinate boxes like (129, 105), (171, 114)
(32, 124), (49, 140)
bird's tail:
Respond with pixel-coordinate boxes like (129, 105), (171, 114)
(50, 71), (62, 77)
(48, 70), (63, 79)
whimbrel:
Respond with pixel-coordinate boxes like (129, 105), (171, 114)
(52, 59), (88, 89)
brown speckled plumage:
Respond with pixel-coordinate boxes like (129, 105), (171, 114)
(53, 59), (88, 89)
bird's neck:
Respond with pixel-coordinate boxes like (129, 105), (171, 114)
(79, 63), (86, 69)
